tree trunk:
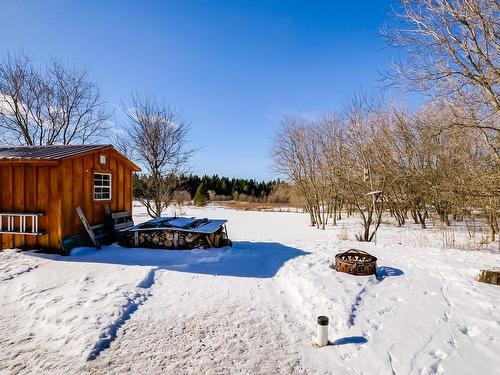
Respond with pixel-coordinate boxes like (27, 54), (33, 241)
(308, 207), (315, 226)
(411, 210), (419, 224)
(417, 210), (426, 229)
(444, 213), (451, 227)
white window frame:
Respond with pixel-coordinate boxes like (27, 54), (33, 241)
(94, 172), (112, 201)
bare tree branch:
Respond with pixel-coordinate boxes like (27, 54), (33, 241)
(0, 51), (110, 146)
(122, 93), (193, 218)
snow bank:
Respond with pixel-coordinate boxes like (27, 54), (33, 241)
(0, 249), (155, 373)
(276, 240), (500, 374)
(0, 204), (499, 374)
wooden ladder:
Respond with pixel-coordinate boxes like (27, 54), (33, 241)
(76, 206), (110, 249)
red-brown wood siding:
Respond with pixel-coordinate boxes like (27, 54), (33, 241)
(0, 148), (136, 252)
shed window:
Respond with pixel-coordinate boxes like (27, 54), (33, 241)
(94, 173), (112, 201)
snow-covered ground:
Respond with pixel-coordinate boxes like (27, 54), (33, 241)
(1, 204), (499, 374)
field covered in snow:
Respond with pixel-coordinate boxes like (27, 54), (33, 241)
(1, 204), (499, 374)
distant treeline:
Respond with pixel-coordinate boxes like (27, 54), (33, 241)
(180, 174), (279, 201)
(132, 173), (287, 204)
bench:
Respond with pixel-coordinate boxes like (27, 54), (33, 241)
(76, 206), (134, 249)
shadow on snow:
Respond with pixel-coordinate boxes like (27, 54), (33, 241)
(332, 336), (368, 346)
(375, 266), (404, 281)
(30, 241), (310, 278)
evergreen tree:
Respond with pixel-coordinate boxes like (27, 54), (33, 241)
(176, 173), (279, 202)
(193, 182), (209, 206)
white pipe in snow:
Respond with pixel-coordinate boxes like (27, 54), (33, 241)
(316, 316), (329, 347)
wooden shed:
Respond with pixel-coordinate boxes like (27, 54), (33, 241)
(0, 145), (140, 252)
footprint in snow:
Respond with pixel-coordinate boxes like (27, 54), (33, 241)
(390, 296), (403, 302)
(429, 349), (448, 360)
(429, 361), (445, 374)
(377, 307), (392, 315)
(459, 326), (482, 337)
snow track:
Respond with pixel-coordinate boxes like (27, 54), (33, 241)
(87, 267), (158, 360)
(348, 286), (368, 327)
(1, 206), (499, 374)
(273, 235), (499, 374)
(0, 251), (40, 282)
(0, 250), (156, 374)
(85, 270), (307, 374)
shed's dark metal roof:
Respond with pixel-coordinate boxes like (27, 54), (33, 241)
(0, 144), (112, 161)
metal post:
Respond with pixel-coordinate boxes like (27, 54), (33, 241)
(316, 316), (329, 347)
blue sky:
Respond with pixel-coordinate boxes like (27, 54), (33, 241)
(0, 1), (408, 180)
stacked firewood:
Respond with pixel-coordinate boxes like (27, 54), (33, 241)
(134, 231), (202, 249)
(120, 228), (230, 249)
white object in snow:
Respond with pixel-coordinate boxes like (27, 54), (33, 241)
(316, 316), (329, 347)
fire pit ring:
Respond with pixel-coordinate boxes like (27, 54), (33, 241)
(332, 249), (377, 276)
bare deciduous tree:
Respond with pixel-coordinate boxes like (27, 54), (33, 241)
(272, 1), (499, 244)
(0, 52), (109, 145)
(273, 95), (396, 241)
(381, 0), (499, 242)
(272, 94), (499, 242)
(383, 0), (500, 118)
(123, 94), (192, 218)
(383, 0), (499, 163)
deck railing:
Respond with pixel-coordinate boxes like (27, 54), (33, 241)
(0, 212), (45, 235)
